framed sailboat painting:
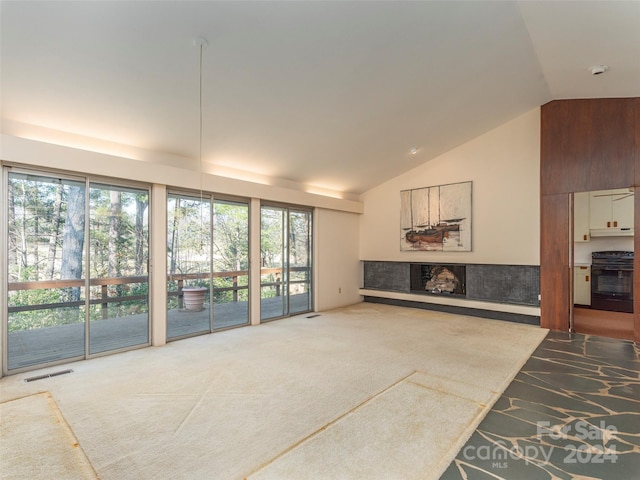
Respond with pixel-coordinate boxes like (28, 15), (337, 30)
(400, 181), (472, 251)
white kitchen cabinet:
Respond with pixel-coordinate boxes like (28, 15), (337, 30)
(612, 190), (634, 229)
(589, 188), (634, 235)
(573, 266), (591, 306)
(573, 191), (590, 242)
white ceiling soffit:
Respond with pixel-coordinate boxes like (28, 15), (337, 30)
(1, 1), (638, 195)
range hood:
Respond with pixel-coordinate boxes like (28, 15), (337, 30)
(590, 227), (634, 237)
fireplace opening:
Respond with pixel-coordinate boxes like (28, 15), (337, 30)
(410, 264), (466, 296)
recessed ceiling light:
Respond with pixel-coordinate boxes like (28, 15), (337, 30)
(409, 147), (420, 155)
(589, 65), (608, 75)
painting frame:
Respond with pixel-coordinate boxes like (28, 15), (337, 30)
(400, 181), (472, 252)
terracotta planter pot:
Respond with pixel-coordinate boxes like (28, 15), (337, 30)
(182, 287), (208, 311)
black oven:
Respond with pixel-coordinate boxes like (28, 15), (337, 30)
(591, 251), (634, 313)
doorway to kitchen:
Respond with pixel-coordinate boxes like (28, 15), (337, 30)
(571, 187), (634, 340)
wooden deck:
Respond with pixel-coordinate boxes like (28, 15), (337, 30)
(7, 294), (311, 372)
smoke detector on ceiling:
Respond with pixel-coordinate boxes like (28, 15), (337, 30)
(589, 65), (608, 75)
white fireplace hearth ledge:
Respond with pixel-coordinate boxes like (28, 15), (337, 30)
(358, 288), (541, 317)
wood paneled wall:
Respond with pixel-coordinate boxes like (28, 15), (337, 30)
(540, 98), (640, 341)
(541, 99), (636, 194)
(635, 99), (640, 340)
(540, 194), (570, 331)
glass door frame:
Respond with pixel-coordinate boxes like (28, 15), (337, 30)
(3, 166), (89, 374)
(287, 207), (313, 316)
(260, 202), (313, 322)
(87, 178), (151, 356)
(166, 189), (214, 340)
(166, 189), (251, 341)
(2, 165), (151, 375)
(212, 195), (251, 331)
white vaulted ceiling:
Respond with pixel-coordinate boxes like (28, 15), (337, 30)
(1, 1), (639, 196)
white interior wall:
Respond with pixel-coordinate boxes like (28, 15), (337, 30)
(314, 208), (362, 311)
(359, 108), (541, 266)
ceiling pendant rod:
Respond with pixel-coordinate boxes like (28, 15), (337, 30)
(195, 37), (208, 199)
(194, 36), (208, 251)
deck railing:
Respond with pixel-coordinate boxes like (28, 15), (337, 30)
(8, 267), (309, 314)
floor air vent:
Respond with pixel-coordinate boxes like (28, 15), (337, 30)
(24, 369), (73, 383)
(306, 314), (321, 318)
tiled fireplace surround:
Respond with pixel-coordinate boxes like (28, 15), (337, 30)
(362, 261), (541, 324)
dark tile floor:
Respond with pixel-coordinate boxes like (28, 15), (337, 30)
(441, 331), (640, 479)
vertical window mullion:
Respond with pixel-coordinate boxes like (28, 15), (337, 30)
(209, 193), (214, 332)
(84, 178), (91, 358)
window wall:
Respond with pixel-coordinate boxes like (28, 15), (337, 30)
(2, 165), (315, 374)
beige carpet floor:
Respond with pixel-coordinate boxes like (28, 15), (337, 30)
(0, 303), (548, 479)
(0, 392), (97, 479)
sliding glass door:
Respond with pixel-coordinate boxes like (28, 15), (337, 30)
(288, 209), (312, 315)
(167, 192), (250, 340)
(166, 193), (211, 339)
(4, 169), (149, 372)
(212, 199), (250, 329)
(6, 172), (87, 370)
(88, 183), (149, 354)
(260, 204), (312, 321)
